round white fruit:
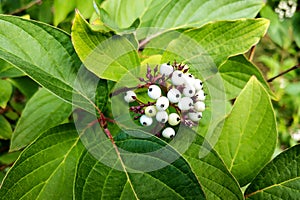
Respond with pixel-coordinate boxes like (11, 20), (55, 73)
(194, 101), (205, 112)
(159, 63), (173, 76)
(167, 88), (181, 103)
(156, 111), (169, 123)
(140, 115), (153, 126)
(124, 90), (136, 103)
(145, 106), (157, 117)
(195, 90), (206, 101)
(148, 85), (161, 100)
(156, 96), (169, 111)
(194, 79), (203, 90)
(162, 127), (176, 138)
(178, 97), (193, 111)
(171, 70), (185, 85)
(168, 113), (181, 126)
(183, 85), (196, 97)
(188, 112), (202, 122)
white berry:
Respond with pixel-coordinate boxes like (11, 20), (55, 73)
(171, 70), (185, 85)
(124, 91), (136, 103)
(195, 90), (206, 101)
(188, 112), (202, 122)
(140, 115), (153, 126)
(178, 97), (193, 111)
(194, 101), (205, 112)
(194, 79), (203, 90)
(168, 113), (181, 126)
(162, 127), (176, 138)
(183, 73), (195, 85)
(167, 88), (181, 103)
(183, 85), (196, 97)
(156, 96), (169, 111)
(156, 111), (168, 123)
(148, 85), (161, 100)
(160, 63), (173, 76)
(145, 106), (157, 117)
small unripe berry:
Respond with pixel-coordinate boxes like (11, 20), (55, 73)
(171, 70), (185, 85)
(162, 127), (176, 138)
(156, 111), (168, 123)
(188, 112), (202, 122)
(167, 88), (181, 103)
(194, 101), (205, 112)
(168, 113), (181, 126)
(148, 85), (161, 99)
(195, 90), (206, 101)
(140, 115), (153, 126)
(194, 79), (203, 90)
(178, 97), (193, 111)
(145, 106), (157, 117)
(160, 63), (173, 76)
(156, 96), (169, 111)
(124, 91), (136, 103)
(183, 85), (196, 97)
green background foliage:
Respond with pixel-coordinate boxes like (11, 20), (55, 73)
(0, 0), (299, 199)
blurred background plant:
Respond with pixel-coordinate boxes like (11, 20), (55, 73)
(0, 0), (299, 182)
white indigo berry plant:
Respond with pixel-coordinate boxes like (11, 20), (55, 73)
(0, 0), (299, 199)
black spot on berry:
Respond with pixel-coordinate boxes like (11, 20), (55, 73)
(143, 122), (147, 125)
(149, 110), (152, 113)
(177, 117), (180, 121)
(162, 119), (165, 122)
(149, 88), (152, 92)
(198, 115), (202, 118)
(176, 94), (180, 98)
(189, 90), (193, 94)
(189, 103), (192, 106)
(160, 104), (164, 108)
(178, 74), (182, 77)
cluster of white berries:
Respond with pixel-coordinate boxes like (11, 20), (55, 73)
(275, 0), (297, 19)
(123, 62), (206, 139)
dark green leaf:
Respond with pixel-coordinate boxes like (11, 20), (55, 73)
(245, 144), (300, 199)
(0, 123), (85, 200)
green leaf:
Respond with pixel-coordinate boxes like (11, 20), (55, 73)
(10, 88), (72, 151)
(71, 12), (140, 82)
(0, 151), (21, 165)
(219, 55), (275, 100)
(74, 125), (205, 200)
(161, 19), (269, 74)
(182, 128), (244, 200)
(100, 0), (150, 29)
(260, 5), (292, 49)
(0, 123), (85, 200)
(245, 144), (300, 199)
(0, 15), (104, 113)
(0, 79), (12, 108)
(53, 0), (76, 26)
(0, 115), (12, 139)
(100, 0), (263, 35)
(214, 77), (277, 186)
(0, 59), (24, 78)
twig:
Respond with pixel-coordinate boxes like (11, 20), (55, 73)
(249, 45), (256, 61)
(9, 0), (42, 15)
(267, 64), (300, 82)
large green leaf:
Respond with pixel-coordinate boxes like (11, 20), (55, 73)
(0, 59), (24, 78)
(0, 79), (12, 108)
(219, 55), (275, 100)
(214, 77), (277, 186)
(0, 15), (105, 113)
(71, 12), (140, 82)
(74, 109), (242, 199)
(99, 0), (263, 36)
(0, 124), (85, 200)
(245, 144), (300, 199)
(161, 19), (269, 76)
(10, 88), (72, 151)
